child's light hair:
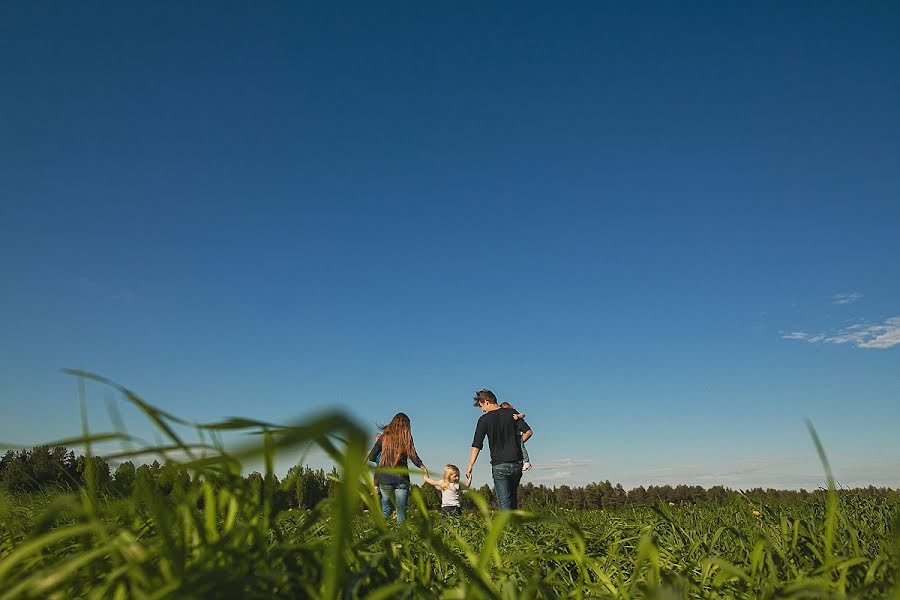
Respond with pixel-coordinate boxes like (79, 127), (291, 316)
(440, 464), (460, 490)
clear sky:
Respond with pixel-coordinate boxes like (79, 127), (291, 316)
(2, 2), (898, 490)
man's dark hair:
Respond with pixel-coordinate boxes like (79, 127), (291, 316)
(473, 389), (498, 407)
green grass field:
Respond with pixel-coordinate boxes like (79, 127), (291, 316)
(2, 486), (898, 598)
(1, 373), (898, 598)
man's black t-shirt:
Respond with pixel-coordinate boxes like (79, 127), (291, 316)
(471, 407), (530, 465)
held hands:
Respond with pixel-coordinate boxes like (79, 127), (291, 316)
(465, 465), (473, 487)
(422, 469), (440, 488)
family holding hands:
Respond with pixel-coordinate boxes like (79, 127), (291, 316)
(367, 389), (533, 522)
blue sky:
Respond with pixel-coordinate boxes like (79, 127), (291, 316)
(2, 2), (898, 489)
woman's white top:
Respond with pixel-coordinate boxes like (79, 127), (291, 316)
(441, 482), (461, 507)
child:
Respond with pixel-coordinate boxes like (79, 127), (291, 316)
(500, 401), (532, 472)
(423, 464), (462, 516)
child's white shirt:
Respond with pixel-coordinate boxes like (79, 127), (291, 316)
(441, 482), (461, 507)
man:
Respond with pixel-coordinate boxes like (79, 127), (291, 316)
(466, 389), (533, 510)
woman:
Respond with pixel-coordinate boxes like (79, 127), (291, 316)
(367, 412), (427, 522)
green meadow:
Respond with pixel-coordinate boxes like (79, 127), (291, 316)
(1, 373), (898, 599)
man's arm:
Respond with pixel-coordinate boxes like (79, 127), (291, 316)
(516, 417), (533, 444)
(465, 446), (480, 486)
(468, 416), (487, 486)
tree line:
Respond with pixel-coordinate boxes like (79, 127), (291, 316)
(2, 445), (895, 512)
(0, 445), (335, 511)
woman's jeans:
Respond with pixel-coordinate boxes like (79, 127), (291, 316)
(491, 462), (523, 510)
(380, 483), (410, 522)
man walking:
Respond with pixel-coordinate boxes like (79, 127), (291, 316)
(466, 389), (533, 510)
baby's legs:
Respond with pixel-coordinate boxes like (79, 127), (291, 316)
(520, 439), (530, 463)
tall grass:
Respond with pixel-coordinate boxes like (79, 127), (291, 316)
(0, 371), (897, 598)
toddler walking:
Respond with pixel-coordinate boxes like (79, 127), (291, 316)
(423, 464), (462, 516)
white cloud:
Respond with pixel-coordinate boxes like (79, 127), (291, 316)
(534, 471), (575, 482)
(630, 456), (900, 490)
(831, 292), (864, 305)
(528, 458), (597, 485)
(76, 275), (137, 305)
(854, 318), (900, 349)
(781, 332), (824, 343)
(531, 458), (597, 470)
(638, 459), (820, 489)
(781, 316), (900, 350)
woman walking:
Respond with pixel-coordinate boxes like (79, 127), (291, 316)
(367, 412), (427, 522)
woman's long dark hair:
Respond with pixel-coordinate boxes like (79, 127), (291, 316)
(378, 412), (417, 467)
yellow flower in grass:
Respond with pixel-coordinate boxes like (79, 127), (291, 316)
(752, 510), (761, 517)
(668, 502), (675, 506)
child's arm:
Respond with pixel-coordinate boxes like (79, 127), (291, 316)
(512, 412), (526, 420)
(422, 474), (442, 488)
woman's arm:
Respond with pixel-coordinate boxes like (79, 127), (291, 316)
(408, 442), (427, 474)
(366, 437), (383, 463)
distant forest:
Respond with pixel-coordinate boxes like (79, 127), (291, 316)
(2, 445), (895, 512)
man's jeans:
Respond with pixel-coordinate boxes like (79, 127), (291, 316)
(380, 483), (410, 522)
(491, 462), (523, 510)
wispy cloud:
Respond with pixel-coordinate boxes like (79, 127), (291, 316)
(532, 458), (597, 471)
(632, 456), (900, 490)
(76, 275), (137, 305)
(639, 458), (813, 487)
(538, 471), (575, 482)
(781, 332), (824, 343)
(529, 458), (597, 485)
(782, 316), (900, 350)
(831, 292), (863, 305)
